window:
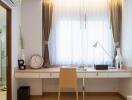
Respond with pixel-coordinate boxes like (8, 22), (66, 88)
(49, 0), (114, 66)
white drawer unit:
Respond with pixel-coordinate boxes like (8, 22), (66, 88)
(85, 72), (131, 78)
(15, 72), (39, 78)
(85, 72), (97, 78)
(77, 72), (85, 78)
(50, 72), (86, 78)
(98, 72), (109, 78)
(50, 73), (59, 78)
(39, 73), (51, 78)
(107, 72), (131, 78)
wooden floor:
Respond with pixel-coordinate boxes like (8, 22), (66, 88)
(0, 91), (6, 100)
(31, 93), (124, 100)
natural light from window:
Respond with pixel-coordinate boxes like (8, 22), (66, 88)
(49, 0), (115, 66)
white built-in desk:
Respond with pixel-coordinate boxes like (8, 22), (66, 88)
(15, 67), (132, 78)
(15, 67), (132, 100)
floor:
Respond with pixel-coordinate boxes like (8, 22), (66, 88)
(31, 93), (124, 100)
(0, 82), (6, 100)
(0, 91), (6, 100)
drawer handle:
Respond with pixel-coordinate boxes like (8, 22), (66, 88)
(50, 73), (52, 77)
(96, 72), (98, 76)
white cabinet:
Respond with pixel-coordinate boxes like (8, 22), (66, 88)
(15, 73), (39, 78)
(39, 72), (86, 78)
(77, 73), (85, 78)
(39, 73), (51, 78)
(107, 72), (131, 78)
(85, 72), (109, 78)
(51, 73), (59, 78)
(85, 72), (131, 78)
(98, 72), (108, 78)
(85, 72), (97, 78)
(39, 73), (60, 78)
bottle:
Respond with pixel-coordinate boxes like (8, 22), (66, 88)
(115, 48), (122, 69)
(20, 49), (25, 61)
(18, 49), (26, 66)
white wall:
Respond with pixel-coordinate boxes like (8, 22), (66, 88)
(18, 79), (43, 95)
(120, 0), (132, 97)
(18, 78), (119, 95)
(43, 78), (119, 93)
(1, 0), (21, 100)
(121, 0), (132, 67)
(21, 0), (42, 64)
(20, 0), (43, 95)
(121, 0), (132, 66)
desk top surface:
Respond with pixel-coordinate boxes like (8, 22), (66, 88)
(15, 66), (132, 73)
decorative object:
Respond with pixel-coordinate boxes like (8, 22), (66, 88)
(19, 26), (25, 60)
(20, 49), (25, 61)
(29, 54), (44, 69)
(18, 59), (26, 70)
(115, 48), (122, 69)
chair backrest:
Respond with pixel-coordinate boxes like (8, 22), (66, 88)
(59, 68), (77, 89)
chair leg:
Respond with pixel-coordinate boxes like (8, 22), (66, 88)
(58, 89), (60, 100)
(82, 86), (85, 100)
(76, 90), (78, 100)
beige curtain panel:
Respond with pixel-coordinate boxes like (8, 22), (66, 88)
(109, 0), (122, 48)
(42, 0), (53, 66)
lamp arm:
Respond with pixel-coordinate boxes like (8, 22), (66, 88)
(97, 42), (112, 58)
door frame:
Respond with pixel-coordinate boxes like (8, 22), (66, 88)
(0, 1), (12, 100)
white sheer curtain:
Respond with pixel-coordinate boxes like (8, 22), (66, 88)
(49, 0), (115, 66)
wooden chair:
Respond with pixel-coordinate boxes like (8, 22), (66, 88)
(58, 68), (78, 100)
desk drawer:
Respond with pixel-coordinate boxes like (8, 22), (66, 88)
(50, 73), (85, 78)
(15, 73), (39, 78)
(107, 72), (131, 78)
(39, 73), (51, 78)
(77, 73), (85, 78)
(51, 73), (59, 78)
(85, 72), (97, 78)
(98, 72), (108, 78)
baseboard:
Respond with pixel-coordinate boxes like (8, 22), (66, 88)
(31, 92), (126, 100)
(31, 95), (42, 98)
(84, 92), (118, 96)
